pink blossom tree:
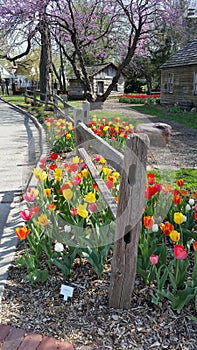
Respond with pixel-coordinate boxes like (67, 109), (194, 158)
(0, 0), (193, 101)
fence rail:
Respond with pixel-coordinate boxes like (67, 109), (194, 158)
(25, 87), (150, 309)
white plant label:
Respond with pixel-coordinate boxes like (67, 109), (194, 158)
(60, 284), (74, 301)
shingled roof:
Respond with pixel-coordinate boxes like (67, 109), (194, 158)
(160, 40), (197, 68)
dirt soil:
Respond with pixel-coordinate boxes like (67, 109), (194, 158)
(0, 101), (197, 350)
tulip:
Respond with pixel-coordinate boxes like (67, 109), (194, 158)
(54, 242), (64, 252)
(143, 216), (154, 229)
(20, 210), (33, 221)
(150, 254), (159, 265)
(170, 230), (180, 242)
(174, 245), (187, 260)
(176, 179), (184, 187)
(174, 212), (184, 224)
(16, 226), (30, 240)
(189, 198), (195, 206)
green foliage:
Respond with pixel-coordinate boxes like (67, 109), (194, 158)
(131, 105), (197, 130)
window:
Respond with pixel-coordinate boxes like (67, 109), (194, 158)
(168, 73), (174, 93)
(194, 72), (197, 95)
(97, 81), (104, 94)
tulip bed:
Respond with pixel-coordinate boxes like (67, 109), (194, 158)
(119, 93), (160, 104)
(15, 114), (197, 311)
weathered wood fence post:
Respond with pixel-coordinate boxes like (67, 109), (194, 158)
(82, 101), (90, 125)
(53, 91), (58, 117)
(33, 89), (36, 106)
(109, 133), (149, 309)
(62, 95), (68, 117)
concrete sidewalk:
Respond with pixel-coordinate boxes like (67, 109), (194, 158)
(0, 99), (77, 350)
(0, 98), (46, 303)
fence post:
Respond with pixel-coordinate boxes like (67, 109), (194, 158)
(74, 108), (83, 125)
(24, 88), (27, 103)
(82, 101), (90, 125)
(109, 133), (149, 309)
(33, 89), (36, 106)
(62, 95), (68, 117)
(53, 91), (58, 117)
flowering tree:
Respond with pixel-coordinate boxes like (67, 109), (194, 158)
(0, 0), (194, 101)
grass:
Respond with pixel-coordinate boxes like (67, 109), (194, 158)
(130, 105), (197, 129)
(151, 168), (197, 191)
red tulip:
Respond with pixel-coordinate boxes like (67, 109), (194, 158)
(174, 245), (187, 260)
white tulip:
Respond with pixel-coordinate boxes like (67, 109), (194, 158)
(189, 198), (195, 206)
(183, 215), (187, 222)
(152, 224), (159, 232)
(54, 242), (64, 252)
(64, 225), (71, 233)
(185, 204), (191, 212)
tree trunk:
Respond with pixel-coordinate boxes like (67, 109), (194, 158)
(39, 15), (52, 101)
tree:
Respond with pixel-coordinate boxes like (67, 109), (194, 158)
(0, 0), (194, 101)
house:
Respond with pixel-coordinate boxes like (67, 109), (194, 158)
(160, 40), (197, 109)
(68, 63), (125, 99)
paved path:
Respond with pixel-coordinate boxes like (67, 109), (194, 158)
(0, 100), (75, 350)
(0, 99), (42, 303)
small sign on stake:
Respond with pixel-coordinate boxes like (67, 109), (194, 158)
(60, 284), (74, 301)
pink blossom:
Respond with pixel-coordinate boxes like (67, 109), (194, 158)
(94, 154), (102, 162)
(72, 176), (82, 186)
(23, 191), (36, 202)
(195, 204), (197, 212)
(20, 210), (33, 221)
(30, 206), (40, 216)
(88, 203), (98, 212)
(70, 208), (78, 216)
(150, 254), (159, 265)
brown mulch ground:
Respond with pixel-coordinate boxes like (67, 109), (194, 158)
(0, 101), (197, 349)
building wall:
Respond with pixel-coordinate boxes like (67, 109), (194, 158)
(68, 65), (125, 98)
(160, 65), (197, 107)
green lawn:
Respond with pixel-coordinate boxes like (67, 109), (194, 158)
(130, 105), (197, 129)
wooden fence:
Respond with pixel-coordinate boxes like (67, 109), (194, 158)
(25, 88), (150, 309)
(24, 88), (90, 125)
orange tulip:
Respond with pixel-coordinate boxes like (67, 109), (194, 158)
(176, 179), (184, 187)
(160, 221), (174, 236)
(143, 216), (154, 229)
(15, 226), (30, 240)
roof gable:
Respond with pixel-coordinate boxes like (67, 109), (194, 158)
(161, 40), (197, 68)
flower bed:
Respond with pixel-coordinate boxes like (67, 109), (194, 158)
(119, 93), (160, 104)
(15, 114), (197, 312)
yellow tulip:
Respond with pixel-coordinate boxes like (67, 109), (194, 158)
(73, 156), (80, 164)
(37, 214), (49, 226)
(174, 212), (184, 225)
(77, 203), (88, 218)
(81, 169), (89, 178)
(54, 168), (62, 181)
(44, 188), (51, 197)
(84, 192), (96, 203)
(63, 189), (73, 201)
(170, 230), (180, 242)
(100, 157), (106, 164)
(102, 167), (112, 175)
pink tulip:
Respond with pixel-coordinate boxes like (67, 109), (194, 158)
(174, 245), (187, 260)
(149, 254), (159, 265)
(72, 176), (82, 186)
(20, 210), (33, 221)
(88, 203), (98, 212)
(23, 191), (36, 202)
